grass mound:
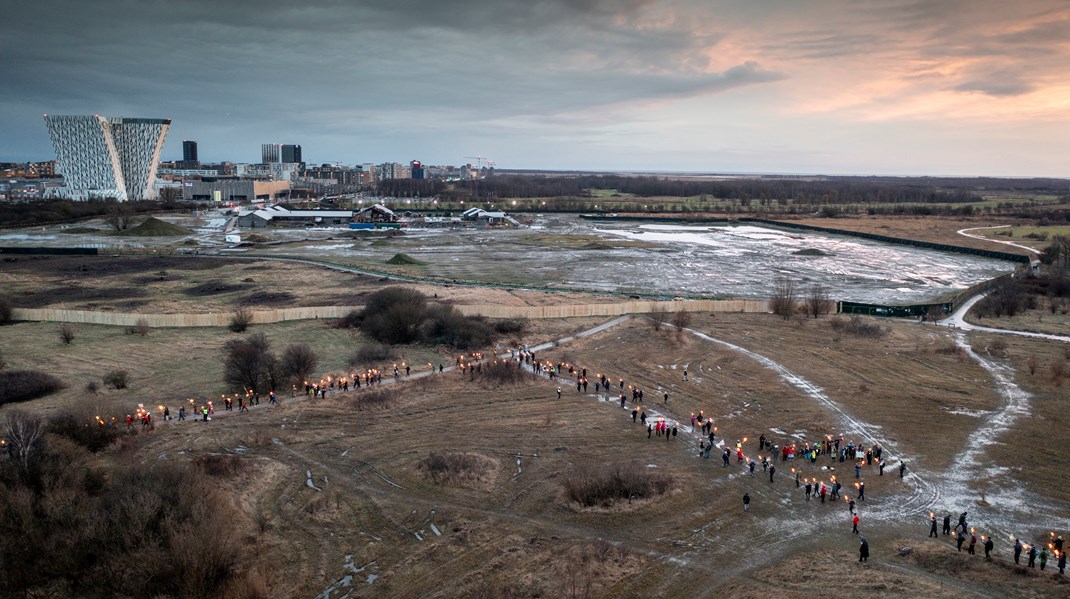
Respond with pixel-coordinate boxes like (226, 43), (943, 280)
(385, 252), (424, 265)
(793, 248), (833, 256)
(119, 217), (192, 237)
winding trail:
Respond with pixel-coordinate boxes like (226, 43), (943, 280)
(940, 293), (1070, 344)
(957, 225), (1041, 256)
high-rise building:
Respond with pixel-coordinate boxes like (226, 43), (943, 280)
(43, 115), (170, 201)
(182, 140), (198, 165)
(410, 160), (424, 180)
(262, 143), (280, 164)
(281, 144), (302, 164)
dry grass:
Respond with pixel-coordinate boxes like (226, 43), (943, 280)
(2, 301), (1068, 597)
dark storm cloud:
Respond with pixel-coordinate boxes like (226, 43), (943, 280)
(1, 0), (776, 162)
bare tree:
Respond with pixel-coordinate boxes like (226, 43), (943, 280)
(229, 307), (254, 333)
(106, 202), (135, 232)
(223, 335), (271, 392)
(158, 187), (182, 204)
(649, 306), (669, 331)
(769, 275), (798, 320)
(806, 284), (832, 318)
(3, 411), (45, 472)
(282, 343), (318, 385)
(59, 323), (75, 344)
(671, 310), (692, 332)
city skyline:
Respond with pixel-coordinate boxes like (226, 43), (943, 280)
(3, 0), (1070, 177)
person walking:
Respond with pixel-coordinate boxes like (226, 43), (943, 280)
(853, 513), (860, 534)
(1040, 547), (1048, 570)
(769, 464), (776, 482)
(849, 498), (856, 515)
(984, 536), (994, 560)
(899, 462), (906, 478)
(968, 533), (976, 555)
(1028, 544), (1038, 568)
(1014, 538), (1023, 564)
(929, 514), (938, 538)
(859, 536), (869, 562)
(743, 493), (750, 512)
(956, 532), (965, 552)
(943, 514), (952, 535)
(1058, 549), (1066, 575)
(805, 481), (812, 501)
(858, 481), (865, 501)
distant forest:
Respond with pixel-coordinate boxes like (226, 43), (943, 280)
(376, 173), (1070, 218)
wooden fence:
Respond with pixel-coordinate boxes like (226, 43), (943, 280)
(11, 299), (770, 328)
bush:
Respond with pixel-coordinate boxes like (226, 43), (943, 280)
(418, 451), (494, 485)
(830, 316), (886, 338)
(102, 370), (130, 390)
(348, 342), (395, 366)
(194, 454), (246, 477)
(493, 318), (529, 336)
(359, 287), (427, 344)
(421, 305), (495, 349)
(345, 386), (400, 410)
(222, 334), (273, 393)
(48, 409), (124, 453)
(563, 461), (673, 507)
(334, 309), (363, 329)
(59, 323), (75, 344)
(468, 359), (540, 386)
(125, 318), (150, 336)
(0, 370), (66, 406)
(0, 295), (12, 325)
(229, 307), (254, 333)
(281, 343), (318, 385)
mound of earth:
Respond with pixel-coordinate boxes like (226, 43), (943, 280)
(386, 253), (424, 265)
(119, 217), (192, 237)
(792, 248), (834, 256)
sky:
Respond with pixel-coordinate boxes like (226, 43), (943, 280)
(2, 0), (1069, 177)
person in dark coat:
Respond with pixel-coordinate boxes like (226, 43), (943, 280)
(859, 536), (870, 562)
(1014, 538), (1023, 564)
(984, 536), (994, 560)
(929, 514), (938, 537)
(943, 514), (952, 535)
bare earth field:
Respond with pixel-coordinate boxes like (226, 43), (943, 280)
(0, 254), (619, 313)
(787, 215), (1036, 255)
(3, 272), (1069, 598)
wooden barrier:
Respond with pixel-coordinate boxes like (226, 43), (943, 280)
(11, 299), (770, 328)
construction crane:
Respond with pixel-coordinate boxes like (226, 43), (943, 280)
(464, 155), (492, 169)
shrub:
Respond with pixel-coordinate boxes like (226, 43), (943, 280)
(418, 451), (495, 485)
(0, 295), (12, 325)
(125, 318), (150, 336)
(563, 461), (673, 507)
(59, 323), (75, 344)
(334, 309), (363, 329)
(229, 307), (254, 333)
(422, 305), (495, 349)
(85, 380), (99, 394)
(493, 318), (529, 336)
(0, 370), (66, 406)
(48, 409), (124, 453)
(194, 454), (246, 477)
(360, 287), (428, 344)
(102, 370), (130, 390)
(671, 310), (692, 331)
(346, 387), (400, 410)
(281, 343), (318, 385)
(769, 275), (798, 320)
(469, 359), (540, 386)
(830, 316), (886, 338)
(348, 342), (395, 366)
(649, 307), (668, 331)
(222, 334), (274, 393)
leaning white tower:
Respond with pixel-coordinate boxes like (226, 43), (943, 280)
(44, 115), (171, 201)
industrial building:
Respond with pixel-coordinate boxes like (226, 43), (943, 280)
(235, 205), (353, 228)
(43, 115), (171, 201)
(182, 179), (290, 202)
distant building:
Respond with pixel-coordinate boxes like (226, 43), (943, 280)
(182, 179), (290, 203)
(182, 140), (198, 166)
(262, 143), (280, 164)
(411, 160), (424, 180)
(281, 144), (302, 164)
(43, 114), (171, 201)
(236, 205), (352, 228)
(353, 204), (397, 223)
